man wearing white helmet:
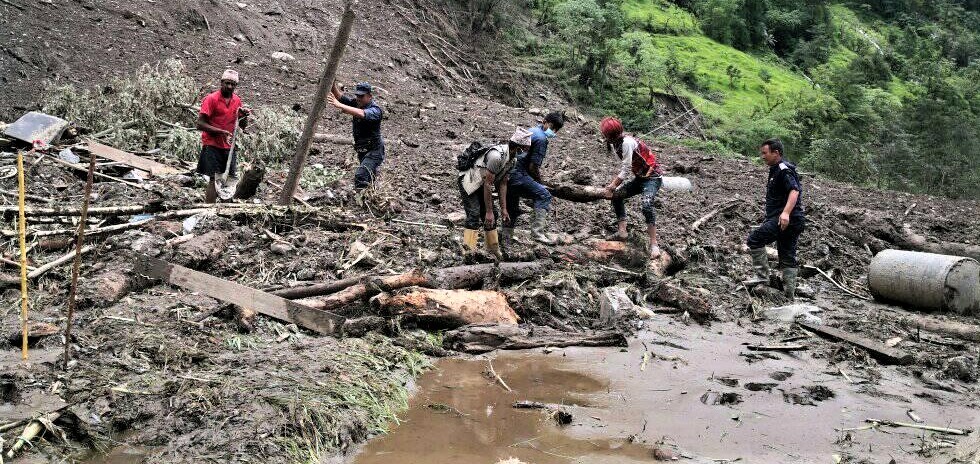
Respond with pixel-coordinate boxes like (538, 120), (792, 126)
(457, 128), (533, 261)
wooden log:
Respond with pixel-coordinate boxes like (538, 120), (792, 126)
(895, 311), (980, 343)
(372, 288), (519, 329)
(798, 321), (914, 365)
(233, 164), (266, 200)
(283, 260), (550, 303)
(646, 280), (714, 322)
(899, 224), (980, 262)
(546, 183), (617, 203)
(133, 254), (344, 335)
(0, 204), (162, 218)
(28, 246), (93, 279)
(444, 324), (628, 354)
(313, 133), (351, 145)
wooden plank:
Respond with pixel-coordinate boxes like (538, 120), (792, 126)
(86, 140), (182, 176)
(797, 321), (914, 365)
(133, 254), (344, 335)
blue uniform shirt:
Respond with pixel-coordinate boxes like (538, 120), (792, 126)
(511, 125), (548, 184)
(765, 160), (805, 220)
(340, 95), (384, 147)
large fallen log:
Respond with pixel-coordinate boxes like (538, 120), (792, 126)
(645, 279), (714, 322)
(134, 254), (344, 335)
(444, 324), (628, 354)
(372, 288), (519, 329)
(798, 320), (914, 365)
(289, 260), (550, 312)
(899, 224), (980, 262)
(546, 178), (692, 203)
(894, 310), (980, 342)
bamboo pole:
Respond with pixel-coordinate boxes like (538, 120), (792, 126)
(63, 153), (97, 367)
(17, 151), (30, 360)
(279, 0), (357, 205)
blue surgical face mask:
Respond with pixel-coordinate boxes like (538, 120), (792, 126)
(544, 128), (557, 139)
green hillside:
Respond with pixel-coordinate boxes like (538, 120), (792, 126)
(517, 0), (980, 198)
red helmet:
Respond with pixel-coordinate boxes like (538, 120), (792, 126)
(600, 117), (624, 140)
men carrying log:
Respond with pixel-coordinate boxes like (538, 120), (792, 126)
(457, 128), (533, 261)
(196, 69), (250, 203)
(745, 138), (805, 299)
(326, 82), (384, 190)
(599, 117), (665, 260)
(501, 112), (565, 250)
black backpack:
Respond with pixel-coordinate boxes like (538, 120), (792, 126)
(457, 141), (497, 172)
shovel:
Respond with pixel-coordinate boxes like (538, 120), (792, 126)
(221, 116), (241, 184)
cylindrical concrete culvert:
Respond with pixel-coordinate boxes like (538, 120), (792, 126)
(869, 249), (980, 316)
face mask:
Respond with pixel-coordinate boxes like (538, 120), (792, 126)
(544, 128), (556, 139)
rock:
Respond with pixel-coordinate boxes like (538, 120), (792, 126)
(37, 237), (73, 251)
(79, 270), (135, 308)
(599, 286), (637, 323)
(175, 231), (229, 268)
(131, 233), (166, 257)
(7, 322), (59, 347)
(295, 268), (317, 281)
(445, 211), (466, 226)
(270, 242), (294, 255)
(146, 221), (183, 239)
(528, 107), (543, 115)
(271, 51), (295, 62)
(940, 356), (978, 383)
(345, 240), (378, 268)
(760, 304), (823, 324)
(651, 448), (675, 461)
(233, 34), (247, 42)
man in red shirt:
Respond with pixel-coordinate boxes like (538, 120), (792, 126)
(196, 69), (249, 203)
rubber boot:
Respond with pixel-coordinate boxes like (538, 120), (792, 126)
(531, 209), (556, 245)
(462, 229), (479, 253)
(743, 247), (770, 286)
(499, 227), (515, 257)
(485, 229), (503, 261)
(782, 267), (799, 300)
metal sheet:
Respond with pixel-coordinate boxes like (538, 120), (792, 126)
(3, 112), (69, 145)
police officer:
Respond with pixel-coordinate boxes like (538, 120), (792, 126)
(327, 82), (384, 190)
(745, 138), (806, 299)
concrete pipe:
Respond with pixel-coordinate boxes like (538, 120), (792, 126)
(869, 249), (980, 316)
(661, 176), (693, 192)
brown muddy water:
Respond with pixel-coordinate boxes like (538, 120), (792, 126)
(352, 320), (977, 463)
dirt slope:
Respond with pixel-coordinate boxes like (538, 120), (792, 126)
(1, 0), (979, 463)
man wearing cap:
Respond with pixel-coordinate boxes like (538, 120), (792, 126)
(196, 69), (249, 203)
(502, 112), (565, 250)
(327, 82), (384, 190)
(458, 128), (533, 261)
(599, 116), (665, 260)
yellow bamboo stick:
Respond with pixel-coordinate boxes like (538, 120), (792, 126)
(17, 151), (29, 361)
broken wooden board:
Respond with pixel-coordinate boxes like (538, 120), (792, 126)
(133, 254), (344, 335)
(797, 321), (914, 365)
(86, 140), (182, 177)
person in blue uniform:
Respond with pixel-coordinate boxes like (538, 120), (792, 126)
(745, 138), (806, 299)
(327, 82), (384, 190)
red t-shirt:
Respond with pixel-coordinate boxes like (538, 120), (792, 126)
(199, 91), (241, 149)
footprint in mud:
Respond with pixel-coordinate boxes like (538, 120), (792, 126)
(780, 385), (835, 406)
(700, 391), (743, 406)
(769, 371), (793, 381)
(711, 376), (739, 387)
(745, 382), (778, 392)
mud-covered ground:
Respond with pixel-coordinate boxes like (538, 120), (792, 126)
(1, 0), (979, 462)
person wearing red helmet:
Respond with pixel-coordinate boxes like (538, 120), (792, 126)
(599, 117), (665, 259)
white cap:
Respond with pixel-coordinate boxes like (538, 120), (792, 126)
(221, 69), (240, 83)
